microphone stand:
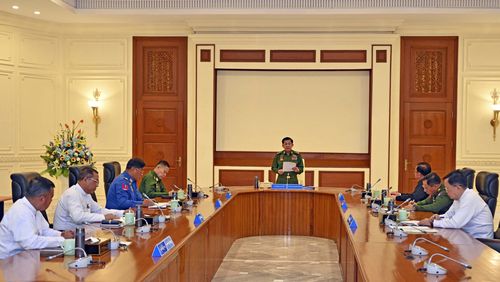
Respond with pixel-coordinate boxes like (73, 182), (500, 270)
(286, 173), (290, 189)
(143, 193), (167, 222)
(425, 253), (472, 275)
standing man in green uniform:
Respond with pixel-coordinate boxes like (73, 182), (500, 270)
(271, 137), (304, 184)
(140, 160), (170, 198)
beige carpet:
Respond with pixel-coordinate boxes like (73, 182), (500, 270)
(212, 235), (342, 282)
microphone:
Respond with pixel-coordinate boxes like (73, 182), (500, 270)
(187, 177), (205, 197)
(395, 198), (412, 209)
(370, 178), (382, 190)
(99, 227), (120, 250)
(425, 253), (472, 275)
(143, 193), (167, 223)
(67, 247), (92, 269)
(46, 247), (68, 261)
(135, 218), (150, 233)
(407, 237), (449, 256)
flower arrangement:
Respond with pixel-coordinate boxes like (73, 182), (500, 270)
(41, 120), (94, 178)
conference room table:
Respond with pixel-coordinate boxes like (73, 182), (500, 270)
(0, 187), (499, 281)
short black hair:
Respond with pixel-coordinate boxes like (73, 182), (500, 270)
(26, 176), (55, 197)
(77, 166), (99, 181)
(443, 170), (467, 189)
(423, 172), (441, 186)
(126, 157), (146, 169)
(282, 137), (293, 144)
(416, 162), (432, 176)
(156, 160), (170, 168)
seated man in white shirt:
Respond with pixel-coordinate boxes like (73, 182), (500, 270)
(419, 170), (494, 239)
(53, 166), (123, 230)
(0, 176), (74, 259)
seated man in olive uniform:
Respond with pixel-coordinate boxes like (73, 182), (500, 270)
(140, 160), (170, 198)
(407, 172), (453, 214)
(271, 137), (304, 184)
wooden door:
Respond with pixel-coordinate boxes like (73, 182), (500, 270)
(399, 37), (457, 193)
(133, 37), (187, 189)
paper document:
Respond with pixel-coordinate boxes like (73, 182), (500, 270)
(399, 220), (419, 226)
(282, 161), (296, 172)
(149, 202), (168, 209)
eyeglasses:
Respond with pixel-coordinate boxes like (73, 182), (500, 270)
(87, 178), (99, 184)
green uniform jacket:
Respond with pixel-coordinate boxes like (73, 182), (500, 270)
(415, 184), (453, 214)
(271, 150), (304, 184)
(139, 170), (167, 198)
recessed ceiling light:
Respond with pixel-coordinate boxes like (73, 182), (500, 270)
(12, 5), (19, 10)
(34, 11), (41, 15)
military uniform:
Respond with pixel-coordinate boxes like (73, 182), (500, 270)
(271, 150), (304, 184)
(415, 184), (453, 214)
(105, 171), (144, 210)
(140, 170), (167, 198)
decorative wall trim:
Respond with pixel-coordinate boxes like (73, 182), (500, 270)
(71, 0), (500, 10)
(220, 50), (265, 62)
(200, 49), (211, 62)
(376, 50), (387, 63)
(214, 151), (369, 168)
(320, 50), (367, 63)
(270, 50), (316, 62)
(457, 160), (500, 167)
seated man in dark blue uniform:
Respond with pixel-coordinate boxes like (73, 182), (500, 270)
(395, 162), (431, 202)
(105, 158), (154, 210)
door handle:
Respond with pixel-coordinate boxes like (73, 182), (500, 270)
(176, 157), (182, 168)
(404, 159), (408, 171)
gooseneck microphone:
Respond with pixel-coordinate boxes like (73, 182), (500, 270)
(142, 193), (166, 216)
(135, 218), (150, 233)
(396, 198), (412, 209)
(67, 247), (92, 269)
(425, 253), (472, 275)
(408, 237), (449, 256)
(187, 178), (204, 192)
(371, 178), (382, 190)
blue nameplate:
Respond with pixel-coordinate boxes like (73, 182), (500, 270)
(194, 213), (205, 227)
(225, 192), (232, 199)
(347, 214), (358, 233)
(214, 199), (222, 210)
(338, 193), (345, 203)
(152, 236), (175, 257)
(341, 201), (348, 213)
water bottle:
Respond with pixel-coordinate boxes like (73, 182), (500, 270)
(75, 227), (85, 258)
(135, 204), (143, 227)
(254, 176), (259, 190)
(187, 184), (193, 199)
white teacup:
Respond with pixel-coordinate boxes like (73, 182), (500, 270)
(63, 238), (75, 256)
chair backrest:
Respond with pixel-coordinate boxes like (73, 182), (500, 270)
(69, 166), (98, 202)
(10, 172), (50, 223)
(458, 167), (476, 189)
(475, 171), (499, 216)
(103, 161), (121, 199)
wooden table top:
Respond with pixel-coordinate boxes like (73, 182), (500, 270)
(1, 187), (499, 282)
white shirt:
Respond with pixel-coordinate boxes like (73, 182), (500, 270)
(0, 197), (64, 259)
(53, 183), (123, 231)
(433, 188), (494, 239)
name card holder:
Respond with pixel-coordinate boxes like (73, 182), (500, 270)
(152, 236), (175, 258)
(341, 201), (348, 213)
(225, 192), (232, 200)
(347, 214), (358, 233)
(194, 213), (205, 227)
(214, 199), (222, 210)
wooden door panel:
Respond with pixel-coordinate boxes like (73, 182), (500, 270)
(399, 37), (457, 193)
(133, 37), (187, 189)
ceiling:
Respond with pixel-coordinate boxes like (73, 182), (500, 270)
(1, 0), (500, 33)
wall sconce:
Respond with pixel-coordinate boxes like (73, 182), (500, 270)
(88, 88), (101, 137)
(491, 88), (500, 141)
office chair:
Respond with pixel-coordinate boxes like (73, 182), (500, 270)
(478, 221), (500, 252)
(69, 166), (98, 202)
(475, 171), (499, 216)
(103, 161), (121, 200)
(10, 172), (50, 224)
(458, 167), (476, 189)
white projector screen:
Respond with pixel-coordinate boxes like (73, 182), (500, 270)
(216, 70), (370, 153)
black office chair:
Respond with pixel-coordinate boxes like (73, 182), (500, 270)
(103, 161), (121, 200)
(458, 167), (476, 189)
(69, 166), (98, 202)
(478, 222), (500, 252)
(10, 172), (50, 224)
(475, 171), (499, 216)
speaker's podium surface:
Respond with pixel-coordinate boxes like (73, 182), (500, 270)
(0, 187), (499, 281)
